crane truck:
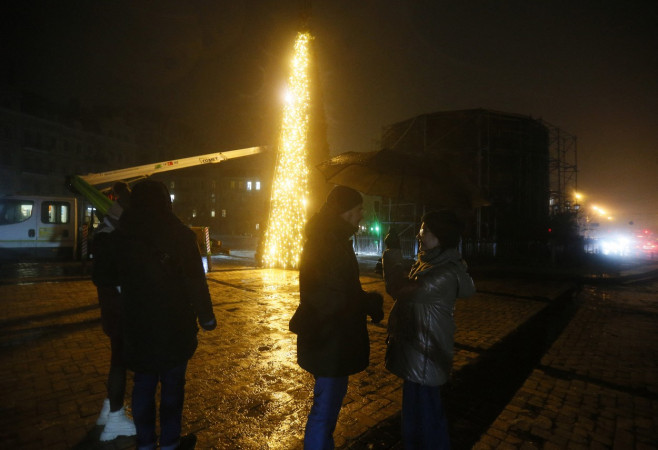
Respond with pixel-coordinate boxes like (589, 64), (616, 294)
(0, 146), (264, 261)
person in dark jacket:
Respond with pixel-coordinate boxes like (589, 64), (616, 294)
(93, 179), (216, 450)
(383, 210), (476, 449)
(92, 182), (136, 441)
(290, 185), (384, 449)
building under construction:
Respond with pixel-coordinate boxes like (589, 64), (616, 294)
(380, 108), (576, 259)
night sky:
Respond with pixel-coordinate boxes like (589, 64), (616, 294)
(4, 1), (658, 230)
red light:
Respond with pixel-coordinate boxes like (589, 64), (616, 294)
(548, 228), (552, 233)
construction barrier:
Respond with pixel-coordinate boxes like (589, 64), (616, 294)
(191, 226), (213, 272)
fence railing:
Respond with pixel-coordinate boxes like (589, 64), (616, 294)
(353, 235), (561, 263)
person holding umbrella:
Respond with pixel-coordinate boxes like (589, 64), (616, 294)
(382, 210), (476, 449)
(289, 185), (384, 449)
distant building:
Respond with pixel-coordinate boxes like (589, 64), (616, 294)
(154, 151), (275, 237)
(0, 88), (138, 197)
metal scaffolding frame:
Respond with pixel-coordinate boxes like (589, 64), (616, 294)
(543, 121), (578, 214)
(375, 110), (579, 259)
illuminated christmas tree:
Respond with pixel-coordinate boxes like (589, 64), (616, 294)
(261, 31), (313, 269)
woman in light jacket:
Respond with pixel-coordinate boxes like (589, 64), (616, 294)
(383, 210), (476, 449)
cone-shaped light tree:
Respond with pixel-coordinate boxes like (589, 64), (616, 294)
(261, 31), (316, 269)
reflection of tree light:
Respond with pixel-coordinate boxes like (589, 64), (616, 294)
(262, 268), (299, 292)
(262, 32), (312, 269)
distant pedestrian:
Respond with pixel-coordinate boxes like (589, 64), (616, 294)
(92, 182), (136, 441)
(93, 179), (217, 450)
(382, 210), (476, 449)
(289, 185), (384, 449)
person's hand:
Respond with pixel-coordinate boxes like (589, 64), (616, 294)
(201, 318), (217, 331)
(384, 228), (401, 250)
(364, 291), (384, 324)
(370, 307), (384, 324)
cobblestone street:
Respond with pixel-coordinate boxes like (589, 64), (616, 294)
(0, 257), (657, 449)
(475, 283), (658, 449)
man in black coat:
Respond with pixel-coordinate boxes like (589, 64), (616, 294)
(93, 180), (216, 450)
(290, 185), (384, 449)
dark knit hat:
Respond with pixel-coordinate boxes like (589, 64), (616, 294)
(326, 185), (363, 214)
(421, 210), (464, 249)
(129, 179), (172, 215)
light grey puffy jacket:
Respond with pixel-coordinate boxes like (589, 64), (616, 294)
(383, 246), (475, 386)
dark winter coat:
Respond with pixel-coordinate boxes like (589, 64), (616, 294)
(383, 246), (475, 386)
(92, 232), (123, 338)
(289, 208), (377, 377)
(92, 208), (215, 373)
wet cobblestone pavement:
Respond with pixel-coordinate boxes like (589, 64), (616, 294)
(474, 283), (658, 449)
(0, 257), (657, 449)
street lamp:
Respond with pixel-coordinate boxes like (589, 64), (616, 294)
(573, 192), (582, 211)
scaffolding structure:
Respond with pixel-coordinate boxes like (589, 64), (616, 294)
(544, 121), (578, 214)
(379, 110), (552, 257)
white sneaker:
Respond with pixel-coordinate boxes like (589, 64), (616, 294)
(96, 398), (110, 426)
(100, 407), (137, 441)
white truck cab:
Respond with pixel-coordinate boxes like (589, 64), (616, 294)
(0, 195), (78, 260)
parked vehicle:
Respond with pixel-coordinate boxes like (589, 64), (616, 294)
(0, 195), (81, 260)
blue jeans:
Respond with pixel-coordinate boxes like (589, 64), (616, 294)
(304, 376), (349, 449)
(402, 380), (450, 449)
(132, 363), (187, 450)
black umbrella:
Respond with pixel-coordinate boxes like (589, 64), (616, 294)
(317, 149), (488, 210)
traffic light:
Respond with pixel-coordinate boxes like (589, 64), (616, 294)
(368, 222), (381, 235)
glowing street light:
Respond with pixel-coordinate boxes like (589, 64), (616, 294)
(262, 31), (313, 269)
(592, 205), (606, 216)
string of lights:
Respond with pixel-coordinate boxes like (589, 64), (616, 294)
(262, 31), (312, 269)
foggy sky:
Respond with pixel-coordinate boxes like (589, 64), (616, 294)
(5, 0), (658, 229)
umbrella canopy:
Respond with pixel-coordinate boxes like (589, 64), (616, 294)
(317, 149), (488, 210)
